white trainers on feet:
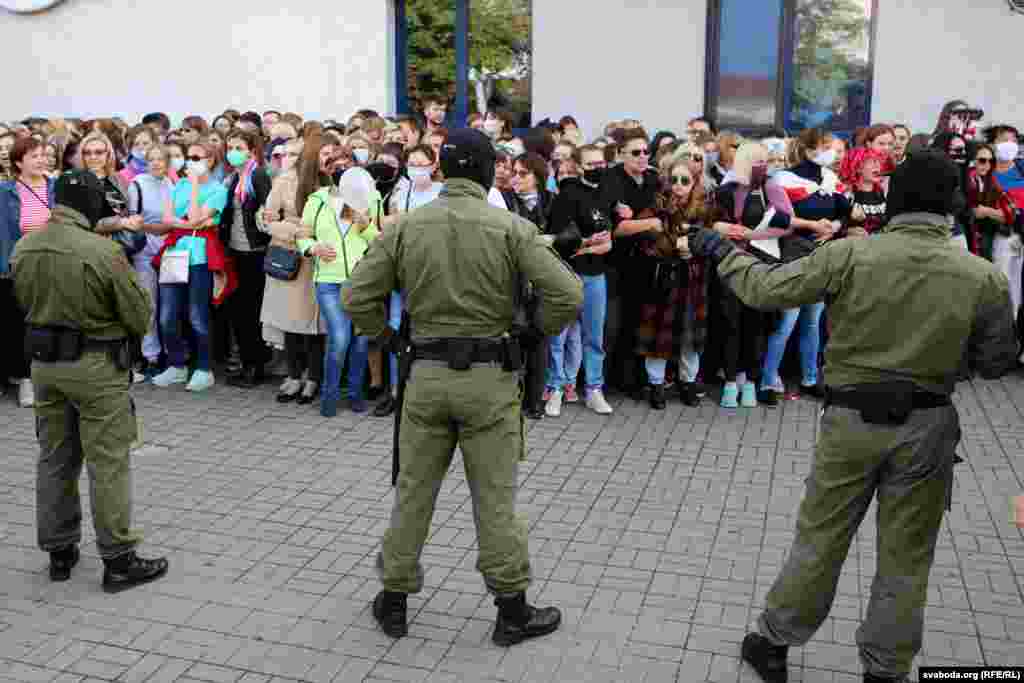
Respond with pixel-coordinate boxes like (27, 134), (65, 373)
(186, 370), (215, 392)
(585, 388), (613, 415)
(545, 389), (563, 417)
(18, 379), (34, 408)
(152, 366), (188, 387)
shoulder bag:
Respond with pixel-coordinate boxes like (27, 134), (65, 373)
(159, 230), (196, 284)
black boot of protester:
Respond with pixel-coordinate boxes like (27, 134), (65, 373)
(649, 384), (666, 410)
(679, 382), (701, 406)
(102, 552), (168, 593)
(373, 394), (396, 417)
(741, 632), (789, 683)
(492, 593), (561, 646)
(49, 545), (79, 581)
(372, 590), (408, 638)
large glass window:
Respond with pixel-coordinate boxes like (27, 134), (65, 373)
(396, 0), (532, 128)
(706, 0), (876, 135)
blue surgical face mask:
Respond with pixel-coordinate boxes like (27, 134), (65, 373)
(546, 174), (558, 193)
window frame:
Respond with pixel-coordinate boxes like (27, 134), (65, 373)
(704, 0), (880, 138)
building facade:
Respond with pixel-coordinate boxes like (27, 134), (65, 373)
(2, 0), (1019, 138)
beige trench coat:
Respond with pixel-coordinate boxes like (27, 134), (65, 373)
(259, 171), (320, 342)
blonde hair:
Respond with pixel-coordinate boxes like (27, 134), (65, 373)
(732, 142), (769, 185)
(270, 121), (298, 141)
(79, 131), (118, 178)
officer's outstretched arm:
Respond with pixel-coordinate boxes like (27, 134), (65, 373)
(968, 271), (1018, 379)
(108, 248), (153, 338)
(515, 231), (583, 336)
(716, 240), (849, 311)
(343, 228), (398, 338)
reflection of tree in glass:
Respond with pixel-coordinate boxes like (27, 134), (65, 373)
(406, 0), (531, 120)
(790, 0), (869, 131)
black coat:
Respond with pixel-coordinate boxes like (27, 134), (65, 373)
(219, 167), (273, 251)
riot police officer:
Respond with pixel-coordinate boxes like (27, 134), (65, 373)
(12, 170), (168, 592)
(343, 129), (583, 645)
(688, 150), (1017, 682)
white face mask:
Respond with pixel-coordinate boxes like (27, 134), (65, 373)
(187, 160), (209, 176)
(812, 149), (837, 167)
(171, 158), (185, 171)
(353, 148), (370, 164)
(996, 141), (1020, 163)
(408, 167), (432, 184)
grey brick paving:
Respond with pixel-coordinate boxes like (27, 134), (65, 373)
(1, 376), (1023, 682)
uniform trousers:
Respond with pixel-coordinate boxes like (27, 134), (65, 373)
(33, 350), (142, 559)
(379, 361), (531, 597)
(757, 402), (958, 678)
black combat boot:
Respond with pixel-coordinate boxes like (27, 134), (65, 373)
(49, 545), (80, 581)
(372, 590), (408, 638)
(679, 382), (700, 407)
(741, 632), (789, 683)
(649, 384), (666, 410)
(492, 593), (561, 646)
(102, 552), (168, 593)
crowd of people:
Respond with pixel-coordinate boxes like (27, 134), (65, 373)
(1, 99), (1022, 418)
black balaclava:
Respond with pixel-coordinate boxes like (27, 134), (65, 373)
(885, 149), (960, 220)
(440, 128), (496, 191)
(54, 170), (106, 228)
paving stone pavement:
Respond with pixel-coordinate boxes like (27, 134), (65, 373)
(1, 375), (1022, 683)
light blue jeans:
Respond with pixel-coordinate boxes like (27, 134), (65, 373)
(388, 290), (402, 390)
(645, 349), (700, 386)
(546, 273), (606, 391)
(761, 302), (825, 391)
(316, 283), (368, 405)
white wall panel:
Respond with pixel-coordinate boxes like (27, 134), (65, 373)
(0, 0), (394, 125)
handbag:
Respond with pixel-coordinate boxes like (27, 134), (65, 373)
(159, 230), (196, 284)
(264, 245), (300, 281)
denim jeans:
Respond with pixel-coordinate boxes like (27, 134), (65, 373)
(761, 302), (825, 390)
(316, 282), (369, 404)
(159, 265), (212, 370)
(545, 321), (581, 391)
(388, 290), (402, 390)
(645, 348), (701, 386)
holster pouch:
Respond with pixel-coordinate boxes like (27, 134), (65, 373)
(502, 336), (523, 372)
(447, 339), (475, 371)
(26, 326), (83, 363)
(112, 341), (132, 372)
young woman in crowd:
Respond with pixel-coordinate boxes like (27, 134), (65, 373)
(260, 137), (324, 406)
(760, 129), (849, 403)
(544, 145), (614, 417)
(180, 116), (209, 146)
(151, 140), (232, 393)
(0, 137), (56, 406)
(204, 130), (230, 184)
(164, 140), (187, 178)
(79, 132), (138, 237)
(839, 148), (888, 237)
(212, 115), (233, 137)
(43, 136), (66, 177)
(709, 131), (740, 185)
(635, 157), (709, 409)
(968, 143), (1019, 311)
(296, 161), (379, 418)
(992, 139), (1024, 319)
(221, 128), (273, 388)
(126, 144), (176, 379)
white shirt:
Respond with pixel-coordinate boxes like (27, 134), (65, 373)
(488, 186), (508, 210)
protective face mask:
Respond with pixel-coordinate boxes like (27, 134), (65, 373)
(186, 160), (209, 176)
(407, 167), (432, 184)
(546, 174), (558, 193)
(226, 149), (249, 167)
(353, 149), (370, 164)
(171, 158), (186, 171)
(131, 148), (148, 162)
(812, 149), (838, 167)
(996, 141), (1020, 163)
(704, 151), (719, 167)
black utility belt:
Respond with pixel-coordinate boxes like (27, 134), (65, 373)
(26, 326), (125, 364)
(413, 337), (521, 372)
(824, 383), (950, 425)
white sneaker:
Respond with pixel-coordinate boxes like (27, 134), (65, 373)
(186, 370), (215, 392)
(278, 377), (301, 394)
(152, 366), (188, 387)
(545, 389), (563, 417)
(131, 370), (146, 384)
(18, 379), (34, 408)
(585, 388), (613, 415)
(301, 380), (319, 400)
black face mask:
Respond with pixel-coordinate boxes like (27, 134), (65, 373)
(583, 168), (605, 185)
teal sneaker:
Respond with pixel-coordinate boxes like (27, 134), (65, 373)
(185, 370), (215, 392)
(720, 382), (739, 408)
(740, 382), (758, 408)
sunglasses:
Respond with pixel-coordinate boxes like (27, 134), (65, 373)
(671, 176), (693, 185)
(627, 148), (650, 157)
(976, 157), (993, 164)
(514, 169), (532, 178)
(186, 155), (207, 162)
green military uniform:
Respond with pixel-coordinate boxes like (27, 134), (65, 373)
(12, 204), (152, 560)
(344, 177), (582, 597)
(713, 211), (1017, 678)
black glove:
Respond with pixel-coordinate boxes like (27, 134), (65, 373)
(689, 228), (735, 262)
